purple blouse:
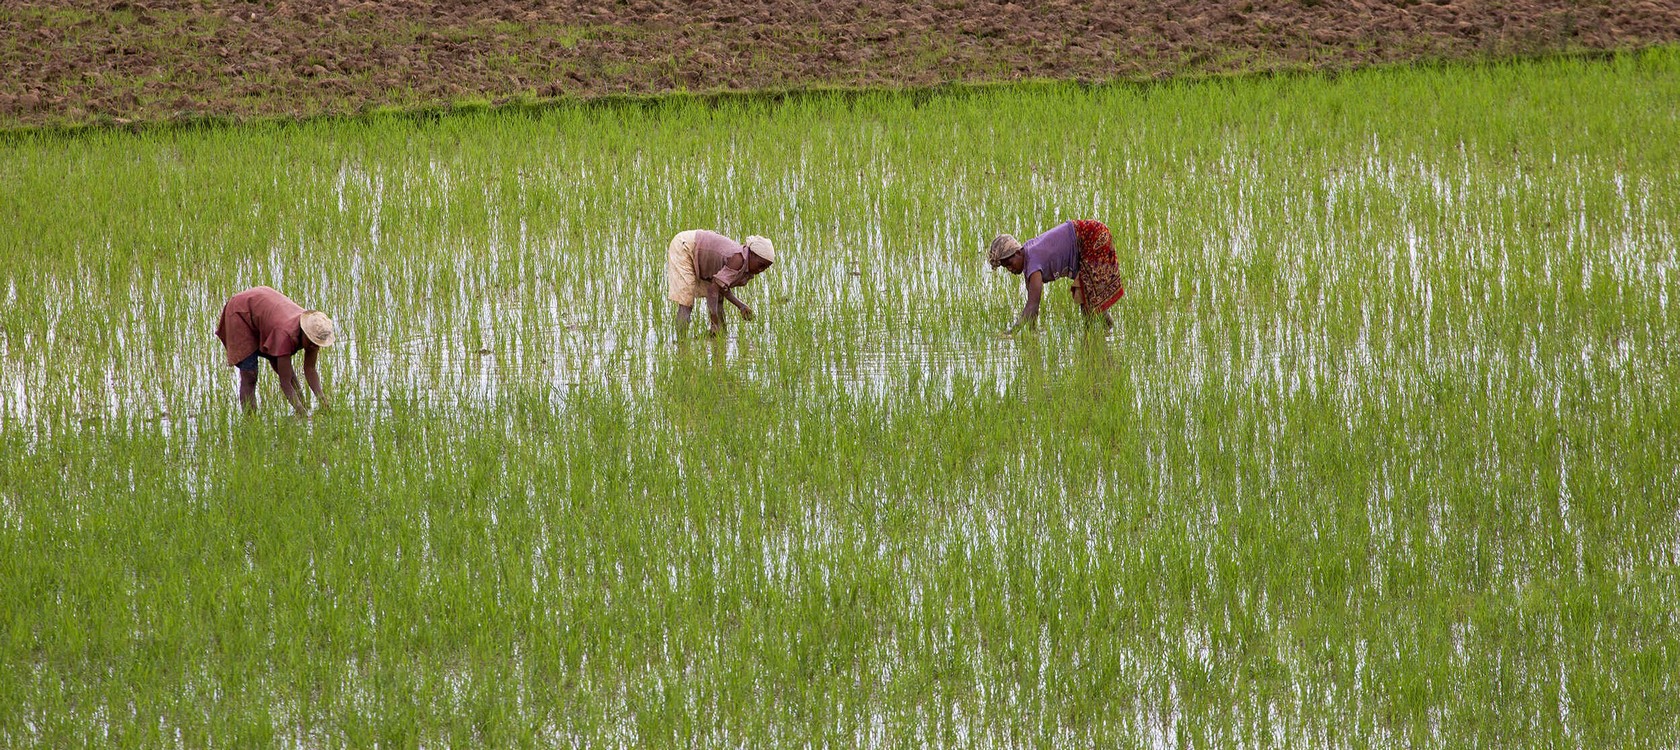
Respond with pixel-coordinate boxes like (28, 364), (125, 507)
(1021, 221), (1080, 282)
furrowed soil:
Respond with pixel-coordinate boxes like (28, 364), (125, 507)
(4, 0), (1678, 130)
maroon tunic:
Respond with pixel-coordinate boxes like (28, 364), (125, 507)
(215, 286), (307, 366)
(692, 230), (751, 290)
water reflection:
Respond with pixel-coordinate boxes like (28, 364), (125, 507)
(0, 134), (1672, 449)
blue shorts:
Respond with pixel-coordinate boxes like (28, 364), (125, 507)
(236, 352), (278, 372)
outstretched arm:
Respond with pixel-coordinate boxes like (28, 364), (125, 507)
(272, 356), (309, 416)
(1007, 271), (1045, 334)
(303, 346), (328, 408)
(721, 288), (754, 321)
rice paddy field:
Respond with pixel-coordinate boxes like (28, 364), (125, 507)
(3, 48), (1679, 747)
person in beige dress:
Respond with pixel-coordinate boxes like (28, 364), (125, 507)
(665, 230), (775, 339)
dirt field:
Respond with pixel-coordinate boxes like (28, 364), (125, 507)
(4, 0), (1678, 129)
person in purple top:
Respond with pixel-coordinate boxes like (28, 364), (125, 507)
(988, 219), (1125, 334)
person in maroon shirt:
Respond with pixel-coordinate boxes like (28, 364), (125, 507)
(664, 230), (776, 339)
(214, 286), (337, 415)
(988, 220), (1125, 334)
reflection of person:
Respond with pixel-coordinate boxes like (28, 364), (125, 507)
(215, 286), (336, 415)
(988, 220), (1124, 334)
(665, 230), (775, 339)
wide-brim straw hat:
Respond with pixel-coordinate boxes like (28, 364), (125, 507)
(300, 310), (336, 347)
(745, 235), (775, 262)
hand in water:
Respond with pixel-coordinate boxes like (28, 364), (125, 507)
(740, 306), (755, 322)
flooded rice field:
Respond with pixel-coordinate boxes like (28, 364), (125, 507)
(3, 52), (1679, 746)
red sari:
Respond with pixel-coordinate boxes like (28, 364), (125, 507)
(1073, 219), (1124, 314)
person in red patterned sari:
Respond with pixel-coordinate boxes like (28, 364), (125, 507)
(988, 220), (1124, 334)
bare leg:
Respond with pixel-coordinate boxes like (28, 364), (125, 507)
(675, 304), (693, 340)
(1072, 285), (1099, 328)
(1074, 284), (1096, 325)
(238, 369), (258, 413)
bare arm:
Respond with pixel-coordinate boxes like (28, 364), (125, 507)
(272, 356), (309, 416)
(303, 346), (328, 408)
(721, 287), (753, 321)
(1007, 271), (1045, 334)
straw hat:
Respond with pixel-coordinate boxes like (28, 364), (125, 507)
(744, 235), (775, 262)
(988, 234), (1022, 266)
(299, 310), (336, 347)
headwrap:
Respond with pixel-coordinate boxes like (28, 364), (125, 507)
(988, 234), (1022, 266)
(744, 235), (775, 262)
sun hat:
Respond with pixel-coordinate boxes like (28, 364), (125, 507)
(299, 310), (337, 347)
(744, 235), (775, 262)
(988, 234), (1022, 266)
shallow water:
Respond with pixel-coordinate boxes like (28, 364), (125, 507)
(3, 150), (1670, 429)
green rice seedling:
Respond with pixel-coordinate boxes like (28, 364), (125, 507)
(1, 47), (1678, 747)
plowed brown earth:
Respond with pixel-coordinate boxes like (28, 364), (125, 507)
(3, 0), (1678, 129)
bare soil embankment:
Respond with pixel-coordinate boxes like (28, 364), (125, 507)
(3, 0), (1678, 129)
